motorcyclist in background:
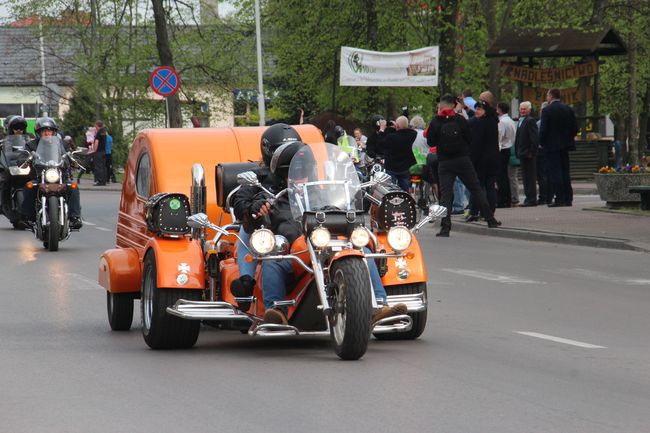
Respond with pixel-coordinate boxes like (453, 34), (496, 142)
(230, 123), (303, 309)
(0, 116), (31, 227)
(250, 141), (407, 325)
(22, 117), (83, 230)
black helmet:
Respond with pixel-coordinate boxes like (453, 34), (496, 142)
(335, 125), (345, 138)
(35, 117), (58, 137)
(370, 114), (384, 131)
(260, 123), (302, 167)
(270, 141), (306, 179)
(6, 115), (27, 134)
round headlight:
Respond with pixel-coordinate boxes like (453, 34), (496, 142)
(250, 228), (276, 255)
(45, 168), (60, 183)
(387, 226), (412, 252)
(350, 227), (370, 248)
(273, 235), (290, 254)
(310, 227), (331, 248)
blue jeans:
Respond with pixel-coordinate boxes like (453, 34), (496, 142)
(386, 170), (411, 192)
(452, 177), (471, 213)
(237, 227), (256, 278)
(261, 247), (387, 310)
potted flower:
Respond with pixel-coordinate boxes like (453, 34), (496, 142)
(594, 164), (650, 208)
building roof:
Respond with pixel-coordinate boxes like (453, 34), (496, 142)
(0, 26), (78, 86)
(486, 27), (627, 58)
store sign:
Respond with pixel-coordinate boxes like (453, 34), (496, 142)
(340, 46), (439, 87)
(523, 85), (593, 106)
(502, 61), (598, 83)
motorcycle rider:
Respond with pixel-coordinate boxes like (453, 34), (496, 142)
(251, 141), (407, 325)
(22, 117), (83, 230)
(0, 116), (31, 228)
(230, 123), (303, 309)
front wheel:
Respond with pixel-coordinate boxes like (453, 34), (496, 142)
(107, 291), (135, 331)
(46, 195), (60, 251)
(141, 251), (201, 349)
(328, 257), (372, 360)
(374, 282), (427, 340)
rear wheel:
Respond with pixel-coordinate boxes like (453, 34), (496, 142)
(46, 195), (59, 251)
(374, 282), (427, 340)
(328, 257), (372, 360)
(107, 291), (135, 331)
(141, 251), (201, 349)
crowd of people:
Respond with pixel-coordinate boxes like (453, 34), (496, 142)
(322, 87), (579, 237)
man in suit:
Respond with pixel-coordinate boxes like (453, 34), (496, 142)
(514, 101), (539, 206)
(539, 88), (579, 207)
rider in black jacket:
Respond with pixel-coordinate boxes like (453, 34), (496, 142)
(22, 117), (83, 229)
(229, 123), (302, 308)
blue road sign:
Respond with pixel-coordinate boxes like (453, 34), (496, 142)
(149, 66), (180, 97)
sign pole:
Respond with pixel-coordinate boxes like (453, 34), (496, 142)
(165, 97), (170, 128)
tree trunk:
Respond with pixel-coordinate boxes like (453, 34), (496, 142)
(589, 0), (608, 25)
(483, 0), (500, 101)
(365, 0), (379, 117)
(151, 0), (182, 128)
(438, 0), (459, 97)
(627, 22), (639, 164)
(639, 83), (650, 151)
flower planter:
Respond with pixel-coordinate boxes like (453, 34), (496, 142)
(594, 173), (650, 208)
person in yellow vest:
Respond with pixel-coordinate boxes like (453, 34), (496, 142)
(335, 126), (360, 163)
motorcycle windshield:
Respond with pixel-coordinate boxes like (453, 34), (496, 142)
(35, 136), (65, 166)
(1, 136), (28, 168)
(288, 142), (361, 221)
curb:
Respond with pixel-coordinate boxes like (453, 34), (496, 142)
(78, 183), (122, 192)
(447, 221), (648, 252)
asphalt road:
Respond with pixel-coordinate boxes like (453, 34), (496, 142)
(1, 190), (649, 433)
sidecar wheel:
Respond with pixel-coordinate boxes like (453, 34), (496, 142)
(374, 282), (427, 340)
(329, 257), (372, 360)
(107, 291), (134, 331)
(141, 251), (201, 349)
(47, 195), (60, 251)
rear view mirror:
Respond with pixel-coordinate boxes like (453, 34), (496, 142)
(187, 213), (211, 229)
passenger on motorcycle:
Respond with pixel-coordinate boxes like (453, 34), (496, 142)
(252, 141), (407, 325)
(230, 123), (303, 308)
(22, 117), (83, 230)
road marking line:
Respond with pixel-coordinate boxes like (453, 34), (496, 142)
(516, 331), (606, 349)
(559, 268), (650, 285)
(95, 227), (112, 232)
(83, 221), (96, 226)
(442, 268), (543, 284)
(64, 273), (104, 290)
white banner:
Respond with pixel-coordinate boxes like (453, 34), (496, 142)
(340, 46), (439, 87)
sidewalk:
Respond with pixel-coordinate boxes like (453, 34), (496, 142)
(442, 181), (650, 252)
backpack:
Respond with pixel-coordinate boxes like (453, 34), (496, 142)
(437, 118), (464, 156)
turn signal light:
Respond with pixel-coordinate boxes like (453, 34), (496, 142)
(406, 251), (415, 260)
(245, 254), (254, 263)
(26, 181), (34, 189)
(71, 183), (78, 189)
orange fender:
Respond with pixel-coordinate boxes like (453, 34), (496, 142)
(375, 234), (427, 286)
(99, 247), (141, 294)
(144, 237), (205, 290)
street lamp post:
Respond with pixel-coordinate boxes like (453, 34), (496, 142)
(254, 0), (265, 126)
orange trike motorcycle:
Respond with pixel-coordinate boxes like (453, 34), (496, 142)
(99, 128), (445, 360)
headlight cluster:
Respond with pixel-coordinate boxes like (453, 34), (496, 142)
(250, 228), (276, 255)
(44, 168), (60, 183)
(310, 227), (331, 248)
(387, 226), (412, 252)
(350, 227), (370, 248)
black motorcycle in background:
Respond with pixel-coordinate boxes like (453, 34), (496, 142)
(0, 135), (31, 229)
(21, 136), (85, 251)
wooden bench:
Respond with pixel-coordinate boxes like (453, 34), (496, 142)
(628, 185), (650, 210)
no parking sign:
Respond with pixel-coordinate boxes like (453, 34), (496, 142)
(149, 66), (180, 97)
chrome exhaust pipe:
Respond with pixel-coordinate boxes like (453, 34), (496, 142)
(191, 164), (206, 241)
